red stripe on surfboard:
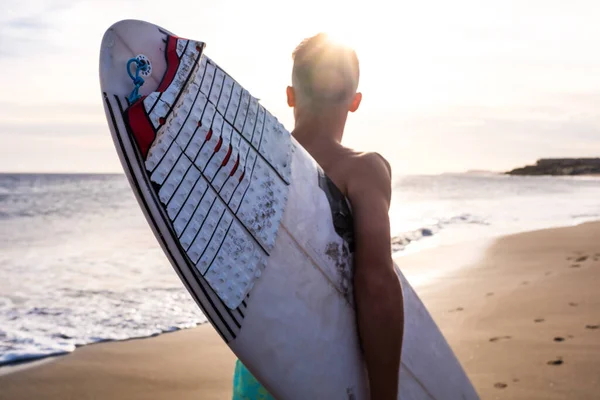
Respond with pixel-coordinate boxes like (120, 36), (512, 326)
(127, 97), (156, 159)
(125, 35), (178, 159)
(156, 36), (180, 92)
(229, 155), (240, 176)
(221, 145), (232, 166)
(214, 137), (223, 152)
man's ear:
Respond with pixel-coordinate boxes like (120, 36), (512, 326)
(286, 86), (296, 107)
(349, 92), (362, 113)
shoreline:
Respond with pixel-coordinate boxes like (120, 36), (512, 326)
(0, 227), (493, 371)
(1, 221), (599, 399)
(0, 235), (493, 372)
(0, 326), (238, 400)
(0, 327), (210, 377)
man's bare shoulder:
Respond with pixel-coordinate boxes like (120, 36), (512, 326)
(355, 152), (392, 178)
(348, 152), (392, 182)
(343, 151), (392, 196)
(334, 148), (391, 176)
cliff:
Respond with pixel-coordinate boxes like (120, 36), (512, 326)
(507, 158), (600, 176)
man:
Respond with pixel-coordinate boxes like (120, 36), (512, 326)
(233, 33), (404, 400)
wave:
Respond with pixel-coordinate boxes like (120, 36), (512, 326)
(391, 213), (489, 253)
(0, 287), (206, 366)
(570, 212), (600, 219)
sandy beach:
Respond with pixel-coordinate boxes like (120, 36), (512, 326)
(1, 221), (598, 400)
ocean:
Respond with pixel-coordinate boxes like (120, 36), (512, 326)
(1, 173), (599, 366)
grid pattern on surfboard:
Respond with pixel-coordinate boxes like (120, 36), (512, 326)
(105, 91), (243, 343)
(135, 36), (292, 312)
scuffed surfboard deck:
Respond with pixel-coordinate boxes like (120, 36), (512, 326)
(99, 19), (479, 400)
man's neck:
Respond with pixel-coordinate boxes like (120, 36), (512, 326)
(291, 109), (348, 150)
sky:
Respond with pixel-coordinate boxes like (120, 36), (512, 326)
(1, 0), (599, 175)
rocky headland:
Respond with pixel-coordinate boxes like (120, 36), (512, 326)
(507, 158), (600, 176)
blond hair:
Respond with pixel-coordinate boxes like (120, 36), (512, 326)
(292, 33), (360, 104)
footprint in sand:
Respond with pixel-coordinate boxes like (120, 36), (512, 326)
(522, 281), (529, 285)
(486, 292), (494, 297)
(547, 358), (563, 366)
(575, 255), (588, 262)
(566, 257), (573, 261)
(570, 264), (581, 268)
(534, 318), (545, 323)
(585, 324), (599, 330)
(449, 307), (464, 313)
(494, 382), (508, 389)
(489, 336), (512, 342)
(569, 302), (578, 307)
(554, 337), (565, 342)
(567, 335), (574, 339)
(545, 271), (553, 276)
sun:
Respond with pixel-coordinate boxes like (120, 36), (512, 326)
(322, 28), (361, 52)
(288, 0), (370, 58)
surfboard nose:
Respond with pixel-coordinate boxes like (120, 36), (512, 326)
(99, 19), (171, 98)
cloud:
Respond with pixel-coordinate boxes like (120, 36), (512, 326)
(5, 16), (50, 31)
(0, 0), (71, 58)
(0, 101), (105, 127)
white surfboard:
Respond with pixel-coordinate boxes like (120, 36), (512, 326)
(99, 19), (479, 399)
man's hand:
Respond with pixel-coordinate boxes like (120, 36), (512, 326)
(348, 153), (404, 400)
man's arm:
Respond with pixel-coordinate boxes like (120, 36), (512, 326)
(348, 153), (404, 400)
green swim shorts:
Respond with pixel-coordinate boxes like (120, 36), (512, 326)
(232, 359), (275, 400)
